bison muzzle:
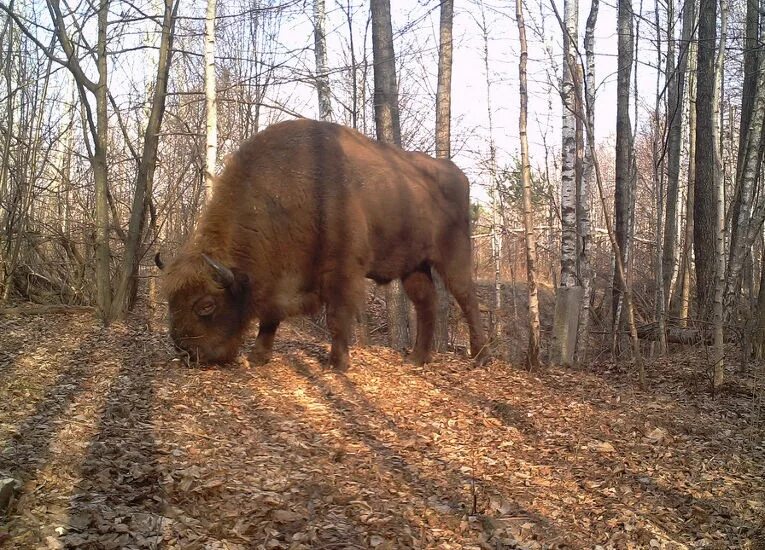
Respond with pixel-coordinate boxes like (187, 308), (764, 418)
(158, 119), (488, 370)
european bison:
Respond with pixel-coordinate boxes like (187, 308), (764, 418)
(158, 119), (487, 370)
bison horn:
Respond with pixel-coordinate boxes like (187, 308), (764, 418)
(202, 253), (235, 288)
(154, 252), (165, 270)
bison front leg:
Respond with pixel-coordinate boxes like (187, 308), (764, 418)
(325, 277), (365, 371)
(402, 269), (436, 365)
(248, 319), (280, 365)
(436, 256), (489, 365)
(326, 303), (354, 371)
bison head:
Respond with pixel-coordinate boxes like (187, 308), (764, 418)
(156, 252), (251, 364)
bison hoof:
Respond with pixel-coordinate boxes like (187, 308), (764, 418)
(329, 353), (350, 372)
(406, 351), (433, 366)
(247, 349), (272, 366)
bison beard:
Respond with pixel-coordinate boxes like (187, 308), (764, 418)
(158, 119), (488, 370)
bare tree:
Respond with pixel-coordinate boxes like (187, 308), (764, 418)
(477, 0), (503, 351)
(314, 0), (333, 121)
(725, 0), (765, 318)
(517, 0), (541, 368)
(693, 0), (717, 315)
(711, 0), (728, 389)
(679, 0), (697, 325)
(575, 0), (598, 364)
(613, 0), (634, 347)
(370, 0), (408, 350)
(551, 0), (583, 366)
(111, 0), (179, 316)
(433, 0), (454, 353)
(205, 0), (218, 201)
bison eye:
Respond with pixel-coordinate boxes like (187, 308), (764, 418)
(193, 295), (217, 317)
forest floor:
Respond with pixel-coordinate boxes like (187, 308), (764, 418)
(0, 308), (764, 550)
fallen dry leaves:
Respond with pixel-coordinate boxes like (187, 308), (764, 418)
(0, 309), (764, 549)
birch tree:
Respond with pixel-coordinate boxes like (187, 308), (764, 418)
(725, 0), (765, 318)
(679, 1), (697, 324)
(517, 0), (541, 368)
(204, 0), (218, 201)
(711, 0), (728, 388)
(551, 0), (583, 366)
(314, 0), (333, 121)
(575, 0), (598, 364)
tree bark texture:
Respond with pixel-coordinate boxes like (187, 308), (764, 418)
(693, 0), (717, 317)
(613, 0), (634, 332)
(370, 0), (408, 350)
(313, 0), (333, 121)
(662, 0), (692, 301)
(725, 0), (765, 317)
(680, 20), (697, 325)
(433, 0), (454, 353)
(560, 0), (579, 289)
(517, 0), (541, 368)
(575, 0), (598, 364)
(204, 0), (218, 201)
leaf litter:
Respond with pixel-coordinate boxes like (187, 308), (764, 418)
(0, 310), (763, 549)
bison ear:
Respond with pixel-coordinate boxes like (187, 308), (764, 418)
(193, 295), (217, 317)
(154, 252), (165, 270)
(202, 253), (235, 288)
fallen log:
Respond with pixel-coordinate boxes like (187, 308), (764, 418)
(637, 324), (737, 344)
(0, 305), (95, 316)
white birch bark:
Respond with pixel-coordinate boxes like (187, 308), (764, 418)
(712, 0), (728, 389)
(725, 15), (765, 316)
(517, 0), (541, 368)
(575, 0), (598, 364)
(560, 0), (578, 289)
(313, 0), (333, 121)
(680, 16), (697, 326)
(204, 0), (218, 201)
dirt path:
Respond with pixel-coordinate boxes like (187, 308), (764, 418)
(1, 312), (764, 549)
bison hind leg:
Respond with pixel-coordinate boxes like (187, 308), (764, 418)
(434, 255), (489, 365)
(402, 268), (436, 366)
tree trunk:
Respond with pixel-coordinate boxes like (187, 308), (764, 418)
(614, 0), (634, 342)
(370, 0), (408, 350)
(663, 0), (690, 302)
(754, 252), (765, 359)
(313, 0), (333, 121)
(725, 0), (765, 318)
(552, 0), (581, 366)
(693, 0), (717, 317)
(517, 0), (541, 368)
(653, 3), (667, 354)
(574, 0), (598, 365)
(204, 0), (218, 201)
(111, 0), (178, 318)
(679, 5), (698, 324)
(711, 0), (728, 389)
(93, 0), (112, 321)
(433, 0), (453, 353)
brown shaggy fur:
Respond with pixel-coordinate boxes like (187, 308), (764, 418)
(160, 119), (487, 370)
